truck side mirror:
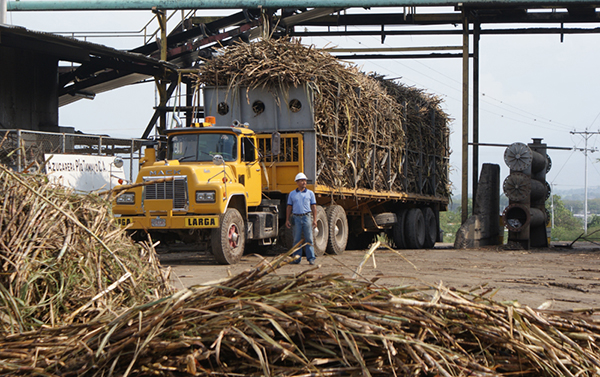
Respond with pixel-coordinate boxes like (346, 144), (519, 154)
(272, 132), (280, 156)
(213, 154), (224, 165)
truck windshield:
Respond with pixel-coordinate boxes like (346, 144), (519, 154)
(169, 133), (238, 162)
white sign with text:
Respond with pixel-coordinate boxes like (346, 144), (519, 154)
(44, 154), (127, 192)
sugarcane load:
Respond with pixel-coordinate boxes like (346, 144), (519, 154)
(112, 38), (451, 264)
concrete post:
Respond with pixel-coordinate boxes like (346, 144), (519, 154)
(1, 0), (7, 24)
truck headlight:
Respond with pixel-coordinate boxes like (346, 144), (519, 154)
(196, 191), (216, 203)
(116, 193), (135, 204)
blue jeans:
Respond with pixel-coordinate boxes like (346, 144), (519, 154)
(291, 214), (315, 263)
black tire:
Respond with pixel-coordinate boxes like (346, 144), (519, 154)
(211, 208), (245, 265)
(405, 208), (425, 249)
(391, 209), (407, 249)
(374, 213), (397, 226)
(364, 213), (396, 229)
(326, 205), (348, 255)
(313, 206), (329, 257)
(422, 207), (437, 249)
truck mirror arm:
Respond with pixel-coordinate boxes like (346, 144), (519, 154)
(207, 169), (232, 183)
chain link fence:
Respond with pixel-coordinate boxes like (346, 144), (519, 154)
(0, 130), (144, 182)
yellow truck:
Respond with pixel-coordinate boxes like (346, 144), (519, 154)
(113, 85), (449, 264)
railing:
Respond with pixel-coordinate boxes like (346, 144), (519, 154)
(0, 129), (145, 183)
(256, 134), (301, 163)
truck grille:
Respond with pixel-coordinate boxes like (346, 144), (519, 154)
(143, 176), (188, 211)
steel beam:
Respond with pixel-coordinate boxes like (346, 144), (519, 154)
(326, 46), (462, 52)
(472, 22), (480, 211)
(8, 0), (600, 11)
(289, 12), (600, 27)
(290, 26), (600, 38)
(334, 53), (468, 59)
(461, 10), (469, 224)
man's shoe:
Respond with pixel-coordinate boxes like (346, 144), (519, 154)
(308, 260), (315, 265)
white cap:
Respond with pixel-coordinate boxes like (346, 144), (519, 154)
(295, 172), (308, 181)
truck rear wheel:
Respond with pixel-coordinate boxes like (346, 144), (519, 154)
(422, 207), (437, 249)
(405, 208), (425, 249)
(326, 205), (348, 255)
(313, 206), (329, 257)
(391, 209), (407, 249)
(211, 208), (245, 265)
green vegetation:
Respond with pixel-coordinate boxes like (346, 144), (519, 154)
(546, 195), (583, 241)
(562, 198), (600, 215)
(439, 209), (462, 243)
(439, 199), (471, 243)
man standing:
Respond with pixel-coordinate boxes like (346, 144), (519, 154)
(285, 172), (318, 265)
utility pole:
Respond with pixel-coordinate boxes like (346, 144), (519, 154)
(550, 183), (554, 228)
(570, 129), (600, 234)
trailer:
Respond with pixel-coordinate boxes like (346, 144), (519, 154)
(112, 82), (449, 264)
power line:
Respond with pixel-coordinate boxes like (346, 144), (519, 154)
(570, 129), (600, 234)
(318, 29), (576, 132)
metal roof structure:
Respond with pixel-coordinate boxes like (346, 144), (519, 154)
(4, 1), (600, 220)
(0, 24), (177, 107)
(6, 0), (600, 9)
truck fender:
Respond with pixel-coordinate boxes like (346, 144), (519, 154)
(224, 194), (247, 219)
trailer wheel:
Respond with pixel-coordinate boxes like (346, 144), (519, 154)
(422, 207), (437, 249)
(391, 209), (407, 249)
(211, 208), (245, 265)
(326, 205), (348, 255)
(405, 208), (425, 249)
(313, 206), (329, 257)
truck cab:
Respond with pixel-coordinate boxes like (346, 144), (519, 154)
(112, 118), (277, 264)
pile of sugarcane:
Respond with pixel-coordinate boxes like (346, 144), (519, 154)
(373, 74), (452, 198)
(196, 38), (450, 197)
(0, 164), (173, 335)
(1, 246), (599, 376)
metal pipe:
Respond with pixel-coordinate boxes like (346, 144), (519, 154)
(468, 142), (573, 151)
(8, 0), (600, 11)
(461, 9), (469, 224)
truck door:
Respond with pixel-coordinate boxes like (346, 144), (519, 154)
(241, 137), (262, 206)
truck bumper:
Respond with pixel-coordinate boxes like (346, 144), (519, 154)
(116, 214), (220, 230)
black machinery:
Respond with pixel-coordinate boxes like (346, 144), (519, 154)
(502, 138), (551, 249)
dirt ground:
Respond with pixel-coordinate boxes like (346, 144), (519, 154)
(158, 242), (600, 312)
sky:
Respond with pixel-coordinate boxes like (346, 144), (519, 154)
(7, 6), (600, 199)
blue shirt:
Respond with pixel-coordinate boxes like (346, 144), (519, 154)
(287, 188), (316, 214)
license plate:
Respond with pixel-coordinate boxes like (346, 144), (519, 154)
(184, 216), (219, 228)
(151, 217), (167, 227)
(116, 217), (133, 227)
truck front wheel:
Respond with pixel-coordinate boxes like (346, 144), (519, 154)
(211, 208), (245, 265)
